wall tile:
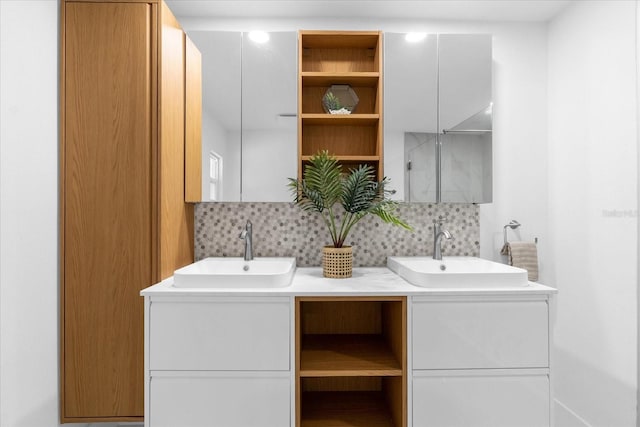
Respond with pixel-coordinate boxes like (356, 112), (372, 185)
(195, 202), (479, 267)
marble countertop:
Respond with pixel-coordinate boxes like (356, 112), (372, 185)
(141, 267), (557, 297)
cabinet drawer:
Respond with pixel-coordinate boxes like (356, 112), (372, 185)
(412, 298), (548, 369)
(150, 372), (291, 427)
(413, 370), (550, 427)
(150, 297), (290, 370)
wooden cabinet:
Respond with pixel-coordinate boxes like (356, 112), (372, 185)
(298, 31), (384, 180)
(296, 297), (407, 427)
(144, 296), (292, 427)
(411, 296), (552, 427)
(60, 0), (198, 422)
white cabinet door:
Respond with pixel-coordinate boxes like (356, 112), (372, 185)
(150, 297), (290, 370)
(413, 370), (550, 427)
(150, 372), (291, 427)
(412, 297), (548, 369)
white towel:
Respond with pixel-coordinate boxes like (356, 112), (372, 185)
(501, 241), (538, 282)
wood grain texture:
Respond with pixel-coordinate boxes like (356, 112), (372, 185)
(302, 377), (382, 392)
(376, 33), (384, 179)
(63, 1), (151, 419)
(184, 35), (202, 202)
(301, 72), (379, 88)
(382, 298), (407, 427)
(302, 124), (378, 157)
(301, 391), (395, 427)
(301, 31), (381, 49)
(384, 376), (405, 427)
(159, 2), (194, 279)
(300, 300), (382, 335)
(300, 335), (402, 377)
(298, 31), (384, 181)
(296, 297), (406, 426)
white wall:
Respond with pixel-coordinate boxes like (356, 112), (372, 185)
(0, 1), (62, 426)
(548, 2), (638, 426)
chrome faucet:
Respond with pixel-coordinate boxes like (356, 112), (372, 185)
(239, 220), (253, 261)
(433, 220), (452, 261)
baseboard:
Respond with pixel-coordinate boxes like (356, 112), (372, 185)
(555, 399), (592, 427)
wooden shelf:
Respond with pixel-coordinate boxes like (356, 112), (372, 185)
(301, 391), (395, 427)
(298, 30), (383, 181)
(301, 72), (379, 87)
(300, 335), (402, 377)
(301, 31), (381, 49)
(301, 114), (379, 126)
(301, 155), (380, 162)
(296, 297), (407, 427)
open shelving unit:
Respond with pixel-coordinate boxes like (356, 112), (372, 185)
(298, 31), (384, 180)
(296, 297), (407, 427)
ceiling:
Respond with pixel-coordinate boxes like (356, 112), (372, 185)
(166, 0), (571, 22)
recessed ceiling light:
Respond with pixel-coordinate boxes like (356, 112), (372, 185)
(248, 31), (270, 44)
(405, 32), (427, 43)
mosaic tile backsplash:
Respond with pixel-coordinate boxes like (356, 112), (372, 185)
(195, 202), (479, 267)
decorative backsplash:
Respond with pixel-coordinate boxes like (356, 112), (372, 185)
(195, 202), (479, 267)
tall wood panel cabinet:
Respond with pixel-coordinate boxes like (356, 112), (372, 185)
(60, 1), (198, 422)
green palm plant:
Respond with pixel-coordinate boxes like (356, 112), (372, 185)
(288, 151), (412, 248)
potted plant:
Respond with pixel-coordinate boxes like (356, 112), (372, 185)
(288, 151), (411, 278)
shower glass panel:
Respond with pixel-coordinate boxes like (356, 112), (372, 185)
(404, 133), (437, 202)
(440, 132), (492, 203)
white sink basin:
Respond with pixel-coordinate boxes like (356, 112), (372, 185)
(173, 257), (296, 288)
(387, 256), (528, 288)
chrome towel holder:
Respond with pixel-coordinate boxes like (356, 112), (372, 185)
(503, 220), (521, 245)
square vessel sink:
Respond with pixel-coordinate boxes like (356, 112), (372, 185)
(387, 256), (528, 288)
(173, 257), (296, 288)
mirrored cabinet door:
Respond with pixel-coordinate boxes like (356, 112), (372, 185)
(188, 31), (297, 202)
(439, 34), (492, 203)
(189, 31), (242, 202)
(384, 33), (493, 204)
(384, 33), (438, 202)
(242, 31), (298, 202)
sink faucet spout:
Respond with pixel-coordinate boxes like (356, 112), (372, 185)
(239, 220), (253, 261)
(433, 221), (452, 261)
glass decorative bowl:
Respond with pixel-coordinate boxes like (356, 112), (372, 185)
(322, 85), (359, 114)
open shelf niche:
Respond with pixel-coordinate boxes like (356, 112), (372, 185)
(296, 297), (407, 427)
(298, 31), (384, 181)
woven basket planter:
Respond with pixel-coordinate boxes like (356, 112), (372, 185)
(322, 246), (353, 278)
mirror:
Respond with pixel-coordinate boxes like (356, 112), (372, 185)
(384, 33), (493, 203)
(384, 33), (438, 201)
(439, 34), (492, 203)
(188, 31), (297, 202)
(241, 31), (297, 202)
(189, 31), (491, 203)
(189, 31), (242, 201)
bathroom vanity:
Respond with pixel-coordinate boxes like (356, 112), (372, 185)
(141, 264), (556, 427)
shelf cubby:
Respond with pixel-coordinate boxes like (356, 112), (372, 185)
(301, 390), (395, 427)
(301, 123), (379, 157)
(301, 85), (379, 115)
(296, 297), (406, 427)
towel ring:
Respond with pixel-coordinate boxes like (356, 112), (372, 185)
(503, 220), (521, 245)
